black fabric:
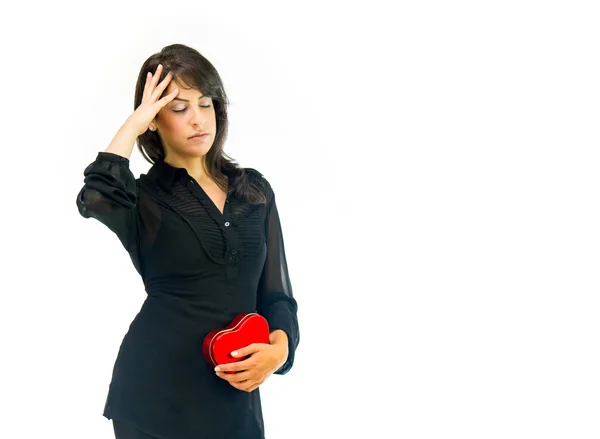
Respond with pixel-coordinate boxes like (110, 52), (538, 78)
(76, 152), (299, 439)
(113, 420), (162, 439)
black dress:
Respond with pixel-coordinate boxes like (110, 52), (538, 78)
(76, 152), (299, 439)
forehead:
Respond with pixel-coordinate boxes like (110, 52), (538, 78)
(167, 80), (207, 98)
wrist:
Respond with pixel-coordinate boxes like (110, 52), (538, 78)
(269, 330), (289, 364)
(123, 118), (144, 138)
(269, 329), (288, 346)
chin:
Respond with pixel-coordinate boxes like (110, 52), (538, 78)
(168, 139), (213, 158)
(186, 145), (212, 157)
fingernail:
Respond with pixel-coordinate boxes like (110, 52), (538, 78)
(214, 366), (221, 372)
(231, 351), (238, 357)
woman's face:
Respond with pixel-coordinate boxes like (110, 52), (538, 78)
(153, 79), (217, 161)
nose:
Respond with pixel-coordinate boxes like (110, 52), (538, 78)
(190, 106), (203, 127)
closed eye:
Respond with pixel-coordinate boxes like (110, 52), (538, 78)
(173, 105), (211, 113)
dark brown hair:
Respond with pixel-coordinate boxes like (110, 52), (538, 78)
(134, 43), (266, 204)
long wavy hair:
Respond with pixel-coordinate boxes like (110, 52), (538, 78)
(133, 43), (266, 204)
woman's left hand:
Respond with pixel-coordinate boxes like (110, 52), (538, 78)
(214, 330), (289, 392)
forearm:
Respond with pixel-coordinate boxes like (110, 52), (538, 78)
(105, 120), (139, 160)
(262, 306), (298, 375)
(270, 329), (288, 346)
(269, 329), (289, 364)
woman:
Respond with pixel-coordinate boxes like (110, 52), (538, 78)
(76, 43), (300, 439)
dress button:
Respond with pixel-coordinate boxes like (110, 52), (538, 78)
(231, 249), (237, 255)
(224, 222), (230, 227)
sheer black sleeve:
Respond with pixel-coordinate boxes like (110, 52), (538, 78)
(76, 152), (139, 254)
(256, 180), (300, 375)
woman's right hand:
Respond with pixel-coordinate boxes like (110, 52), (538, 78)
(127, 64), (179, 137)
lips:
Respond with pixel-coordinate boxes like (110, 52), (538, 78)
(189, 133), (208, 139)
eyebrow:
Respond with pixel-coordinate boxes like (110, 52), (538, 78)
(172, 95), (207, 102)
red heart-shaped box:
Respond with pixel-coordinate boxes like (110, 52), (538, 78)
(202, 312), (270, 368)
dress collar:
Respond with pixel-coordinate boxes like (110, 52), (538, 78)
(146, 158), (231, 192)
(146, 158), (188, 191)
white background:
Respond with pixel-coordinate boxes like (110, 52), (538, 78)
(1, 1), (599, 438)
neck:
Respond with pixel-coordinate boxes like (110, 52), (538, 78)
(164, 153), (209, 183)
